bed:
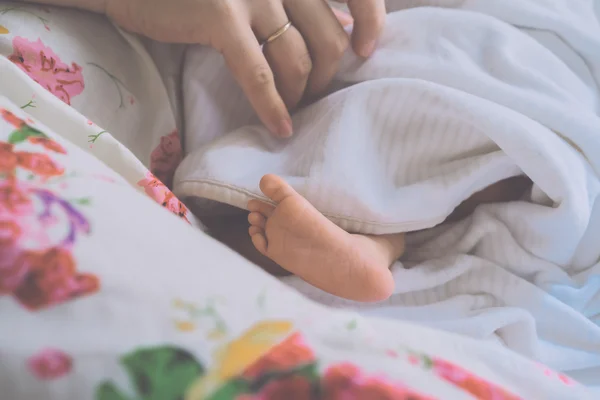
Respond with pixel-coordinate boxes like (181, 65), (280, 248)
(1, 1), (599, 399)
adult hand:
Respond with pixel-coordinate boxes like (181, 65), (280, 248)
(105, 0), (385, 137)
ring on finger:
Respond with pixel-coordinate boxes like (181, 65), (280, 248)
(260, 21), (293, 46)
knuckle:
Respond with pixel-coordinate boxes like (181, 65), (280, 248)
(318, 30), (349, 61)
(292, 52), (312, 78)
(248, 64), (274, 88)
(209, 0), (237, 20)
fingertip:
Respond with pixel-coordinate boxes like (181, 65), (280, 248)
(346, 0), (386, 58)
(265, 114), (293, 138)
(354, 38), (377, 58)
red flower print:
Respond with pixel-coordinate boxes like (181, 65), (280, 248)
(150, 130), (183, 189)
(0, 181), (33, 215)
(1, 109), (26, 129)
(0, 218), (20, 244)
(0, 245), (31, 295)
(0, 219), (32, 294)
(240, 375), (314, 400)
(9, 37), (85, 105)
(27, 348), (72, 380)
(322, 363), (433, 400)
(27, 136), (67, 154)
(14, 247), (100, 310)
(137, 172), (190, 223)
(0, 142), (18, 174)
(432, 358), (521, 400)
(16, 151), (65, 178)
(243, 333), (316, 380)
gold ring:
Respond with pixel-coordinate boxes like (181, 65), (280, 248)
(261, 21), (292, 46)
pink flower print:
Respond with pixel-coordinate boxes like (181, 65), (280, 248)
(385, 349), (399, 358)
(138, 171), (190, 223)
(27, 348), (73, 380)
(9, 37), (85, 105)
(536, 363), (576, 386)
(407, 354), (420, 365)
(0, 180), (34, 216)
(150, 130), (183, 189)
(432, 358), (522, 400)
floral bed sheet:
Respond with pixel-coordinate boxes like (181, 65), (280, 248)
(0, 2), (595, 399)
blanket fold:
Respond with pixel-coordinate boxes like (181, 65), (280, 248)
(174, 0), (600, 389)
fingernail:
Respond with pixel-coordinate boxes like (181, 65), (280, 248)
(359, 40), (377, 58)
(277, 118), (293, 138)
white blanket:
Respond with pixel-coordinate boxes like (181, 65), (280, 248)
(174, 0), (600, 389)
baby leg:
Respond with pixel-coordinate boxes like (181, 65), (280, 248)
(247, 175), (404, 302)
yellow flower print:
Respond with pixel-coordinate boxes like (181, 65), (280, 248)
(172, 298), (186, 308)
(174, 320), (196, 332)
(185, 320), (294, 400)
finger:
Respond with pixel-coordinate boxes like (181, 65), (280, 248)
(285, 0), (350, 96)
(217, 16), (293, 137)
(342, 0), (386, 57)
(331, 7), (354, 27)
(253, 1), (311, 109)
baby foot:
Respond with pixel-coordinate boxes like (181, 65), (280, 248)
(247, 174), (397, 302)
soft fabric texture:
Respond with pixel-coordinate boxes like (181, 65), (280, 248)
(0, 1), (598, 398)
(174, 0), (600, 389)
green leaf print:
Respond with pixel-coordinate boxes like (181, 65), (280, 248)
(7, 126), (46, 144)
(346, 319), (358, 331)
(20, 100), (36, 109)
(205, 379), (250, 400)
(70, 197), (92, 206)
(94, 345), (205, 400)
(95, 382), (130, 400)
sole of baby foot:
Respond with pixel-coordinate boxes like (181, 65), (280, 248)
(247, 174), (396, 302)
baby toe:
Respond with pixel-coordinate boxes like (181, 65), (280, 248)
(248, 212), (267, 229)
(248, 199), (275, 217)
